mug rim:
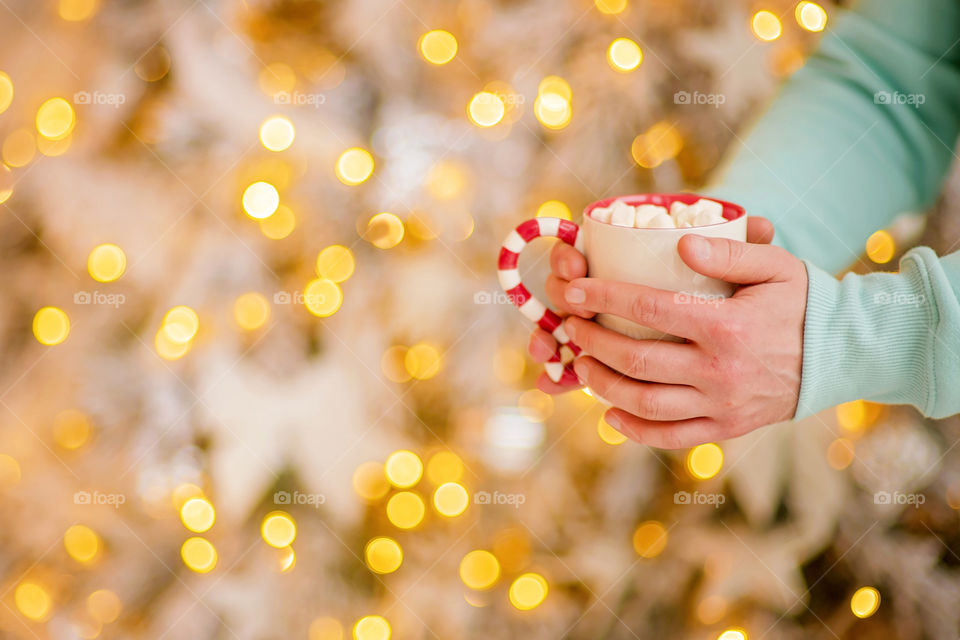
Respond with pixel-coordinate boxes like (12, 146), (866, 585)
(583, 193), (746, 230)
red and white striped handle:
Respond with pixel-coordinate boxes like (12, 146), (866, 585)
(498, 217), (583, 385)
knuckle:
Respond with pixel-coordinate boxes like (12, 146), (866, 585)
(635, 390), (663, 420)
(626, 346), (648, 378)
(629, 292), (658, 325)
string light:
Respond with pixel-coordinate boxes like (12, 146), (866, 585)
(162, 306), (199, 343)
(597, 415), (627, 445)
(385, 450), (423, 488)
(3, 128), (37, 167)
(87, 589), (122, 624)
(53, 409), (92, 450)
(261, 511), (297, 547)
(866, 229), (895, 264)
(718, 629), (748, 640)
(233, 292), (271, 330)
(508, 573), (548, 610)
(632, 521), (668, 558)
(459, 550), (500, 590)
(594, 0), (627, 14)
(335, 147), (374, 185)
(59, 0), (99, 21)
(418, 30), (458, 65)
(260, 203), (296, 239)
(827, 438), (856, 470)
(353, 461), (390, 501)
(386, 491), (425, 529)
(632, 121), (683, 169)
(433, 482), (469, 517)
(751, 11), (782, 41)
(0, 164), (13, 204)
(181, 537), (218, 573)
(850, 586), (880, 618)
(607, 38), (643, 72)
(87, 243), (126, 282)
(353, 615), (391, 640)
(309, 617), (344, 640)
(404, 343), (442, 379)
(686, 443), (723, 480)
(795, 1), (827, 31)
(303, 278), (343, 317)
(364, 537), (403, 574)
(180, 497), (216, 533)
(468, 91), (506, 127)
(33, 306), (70, 345)
(535, 200), (571, 220)
(14, 582), (52, 621)
(0, 71), (12, 114)
(155, 328), (190, 360)
(425, 451), (464, 484)
(364, 212), (404, 248)
(242, 181), (280, 219)
(316, 245), (355, 282)
(426, 161), (468, 200)
(259, 116), (296, 152)
(64, 524), (101, 564)
(36, 97), (76, 140)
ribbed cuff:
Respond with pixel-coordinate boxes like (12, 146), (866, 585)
(795, 259), (935, 419)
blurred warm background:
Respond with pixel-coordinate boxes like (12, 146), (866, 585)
(1, 0), (959, 638)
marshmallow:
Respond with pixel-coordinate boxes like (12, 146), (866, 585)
(633, 204), (669, 228)
(591, 205), (613, 223)
(646, 212), (676, 228)
(608, 200), (636, 227)
(670, 201), (688, 217)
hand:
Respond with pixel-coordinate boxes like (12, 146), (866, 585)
(529, 217), (808, 449)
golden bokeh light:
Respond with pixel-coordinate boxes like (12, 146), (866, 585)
(3, 128), (37, 167)
(850, 586), (880, 618)
(335, 147), (375, 185)
(686, 443), (723, 480)
(87, 589), (122, 624)
(597, 415), (627, 445)
(353, 461), (391, 501)
(381, 345), (411, 383)
(316, 245), (355, 282)
(826, 438), (855, 470)
(751, 10), (782, 41)
(835, 399), (883, 432)
(64, 524), (101, 564)
(459, 550), (500, 590)
(386, 491), (426, 529)
(365, 212), (405, 249)
(632, 520), (668, 558)
(309, 617), (344, 640)
(364, 536), (403, 574)
(259, 115), (296, 152)
(426, 451), (464, 484)
(418, 30), (458, 65)
(134, 46), (171, 82)
(155, 328), (191, 360)
(385, 450), (423, 488)
(37, 133), (72, 157)
(353, 615), (391, 640)
(303, 278), (343, 317)
(242, 181), (280, 219)
(536, 200), (571, 220)
(259, 63), (296, 97)
(162, 306), (199, 344)
(534, 93), (572, 130)
(426, 161), (468, 200)
(607, 38), (643, 72)
(433, 482), (469, 517)
(697, 595), (728, 625)
(468, 91), (506, 127)
(632, 121), (683, 169)
(180, 497), (216, 533)
(0, 71), (13, 114)
(404, 343), (442, 380)
(509, 573), (548, 610)
(36, 97), (76, 140)
(796, 1), (827, 31)
(33, 306), (70, 345)
(261, 511), (297, 548)
(493, 347), (525, 384)
(0, 453), (22, 488)
(866, 229), (895, 264)
(595, 0), (627, 14)
(53, 409), (92, 450)
(15, 582), (52, 621)
(59, 0), (99, 21)
(233, 292), (271, 331)
(718, 629), (748, 640)
(87, 243), (126, 282)
(0, 163), (13, 204)
(181, 537), (218, 573)
(260, 203), (296, 239)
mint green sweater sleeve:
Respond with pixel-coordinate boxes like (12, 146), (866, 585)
(707, 0), (960, 418)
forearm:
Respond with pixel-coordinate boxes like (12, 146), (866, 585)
(797, 248), (960, 418)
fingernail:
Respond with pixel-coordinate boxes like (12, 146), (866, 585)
(573, 357), (587, 377)
(565, 285), (585, 304)
(605, 413), (623, 432)
(686, 235), (710, 261)
(564, 318), (576, 340)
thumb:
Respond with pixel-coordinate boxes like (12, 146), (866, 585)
(678, 234), (791, 284)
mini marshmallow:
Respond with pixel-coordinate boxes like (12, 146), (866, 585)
(633, 204), (669, 228)
(670, 201), (688, 216)
(591, 205), (613, 223)
(646, 212), (676, 228)
(608, 200), (636, 227)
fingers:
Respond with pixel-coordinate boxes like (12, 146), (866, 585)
(746, 216), (775, 245)
(604, 408), (722, 449)
(546, 275), (594, 317)
(562, 278), (713, 341)
(528, 328), (558, 363)
(550, 241), (587, 281)
(564, 317), (703, 384)
(535, 370), (582, 395)
(677, 235), (793, 284)
(573, 356), (707, 421)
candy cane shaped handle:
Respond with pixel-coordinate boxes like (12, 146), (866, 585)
(498, 217), (584, 385)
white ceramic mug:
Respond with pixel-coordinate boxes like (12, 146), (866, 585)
(497, 193), (747, 384)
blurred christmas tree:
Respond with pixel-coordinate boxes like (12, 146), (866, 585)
(0, 0), (958, 639)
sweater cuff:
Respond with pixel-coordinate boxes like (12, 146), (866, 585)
(795, 259), (934, 419)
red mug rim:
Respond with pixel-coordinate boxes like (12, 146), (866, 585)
(583, 193), (746, 227)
